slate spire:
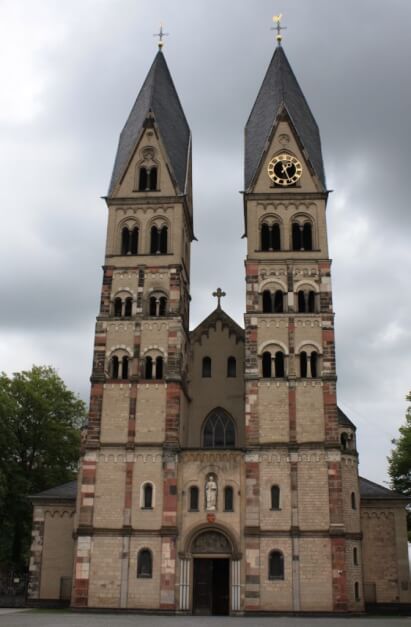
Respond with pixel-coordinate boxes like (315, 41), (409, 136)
(245, 46), (326, 191)
(108, 50), (191, 196)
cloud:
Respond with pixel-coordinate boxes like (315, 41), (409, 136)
(0, 0), (410, 487)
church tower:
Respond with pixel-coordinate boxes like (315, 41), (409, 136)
(242, 39), (363, 612)
(72, 48), (193, 609)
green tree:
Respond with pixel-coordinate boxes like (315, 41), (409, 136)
(0, 366), (86, 572)
(388, 391), (411, 540)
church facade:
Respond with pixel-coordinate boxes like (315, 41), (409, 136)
(28, 42), (411, 615)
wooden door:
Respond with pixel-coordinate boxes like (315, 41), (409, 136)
(193, 559), (213, 615)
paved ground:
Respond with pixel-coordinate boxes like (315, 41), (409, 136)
(0, 612), (410, 627)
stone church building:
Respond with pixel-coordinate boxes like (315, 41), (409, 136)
(28, 41), (410, 614)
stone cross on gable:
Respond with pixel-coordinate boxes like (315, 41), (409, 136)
(213, 287), (226, 309)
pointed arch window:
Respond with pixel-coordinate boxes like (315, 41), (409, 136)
(137, 549), (152, 578)
(268, 551), (284, 580)
(203, 409), (235, 448)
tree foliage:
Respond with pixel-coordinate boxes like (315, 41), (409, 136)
(0, 366), (86, 571)
(388, 392), (411, 540)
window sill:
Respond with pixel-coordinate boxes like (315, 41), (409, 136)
(137, 574), (153, 579)
(268, 576), (285, 581)
(141, 507), (153, 511)
(270, 508), (281, 512)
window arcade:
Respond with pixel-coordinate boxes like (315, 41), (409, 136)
(292, 220), (313, 251)
(261, 221), (281, 251)
(150, 225), (168, 254)
(121, 226), (139, 255)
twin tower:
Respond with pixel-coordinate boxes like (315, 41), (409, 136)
(72, 44), (362, 614)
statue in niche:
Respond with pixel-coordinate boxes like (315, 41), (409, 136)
(205, 474), (218, 511)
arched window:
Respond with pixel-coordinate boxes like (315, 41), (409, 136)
(145, 356), (153, 380)
(224, 486), (234, 512)
(274, 290), (284, 313)
(308, 290), (316, 313)
(261, 223), (270, 251)
(149, 294), (167, 317)
(111, 356), (119, 380)
(114, 297), (122, 317)
(203, 408), (235, 448)
(268, 551), (284, 580)
(297, 290), (306, 313)
(202, 356), (211, 378)
(159, 296), (167, 316)
(143, 483), (153, 509)
(303, 223), (313, 250)
(150, 226), (159, 254)
(275, 351), (285, 377)
(130, 227), (139, 254)
(341, 432), (349, 451)
(261, 222), (281, 251)
(292, 221), (314, 251)
(139, 167), (148, 191)
(300, 352), (307, 378)
(354, 582), (360, 601)
(159, 226), (168, 253)
(351, 492), (357, 510)
(271, 485), (280, 510)
(149, 296), (157, 316)
(292, 222), (302, 250)
(227, 356), (236, 378)
(189, 486), (199, 511)
(150, 225), (168, 254)
(262, 290), (273, 313)
(121, 356), (129, 380)
(121, 227), (130, 255)
(262, 351), (272, 378)
(272, 223), (281, 251)
(353, 547), (358, 566)
(124, 297), (132, 318)
(310, 351), (318, 378)
(137, 549), (152, 578)
(155, 356), (163, 380)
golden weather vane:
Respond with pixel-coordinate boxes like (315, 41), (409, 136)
(271, 13), (287, 45)
(153, 23), (169, 50)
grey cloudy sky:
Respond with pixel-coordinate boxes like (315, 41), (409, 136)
(0, 0), (410, 486)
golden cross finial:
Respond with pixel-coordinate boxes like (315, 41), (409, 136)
(271, 13), (287, 45)
(212, 287), (226, 309)
(153, 23), (169, 50)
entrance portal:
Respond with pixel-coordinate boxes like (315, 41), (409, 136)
(193, 558), (229, 615)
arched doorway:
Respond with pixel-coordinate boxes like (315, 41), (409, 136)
(190, 529), (232, 616)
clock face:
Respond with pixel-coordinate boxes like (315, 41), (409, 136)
(267, 153), (303, 186)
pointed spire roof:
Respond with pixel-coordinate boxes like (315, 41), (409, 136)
(245, 46), (326, 191)
(108, 50), (191, 196)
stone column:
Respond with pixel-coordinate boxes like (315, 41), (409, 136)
(178, 557), (190, 611)
(231, 559), (241, 612)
